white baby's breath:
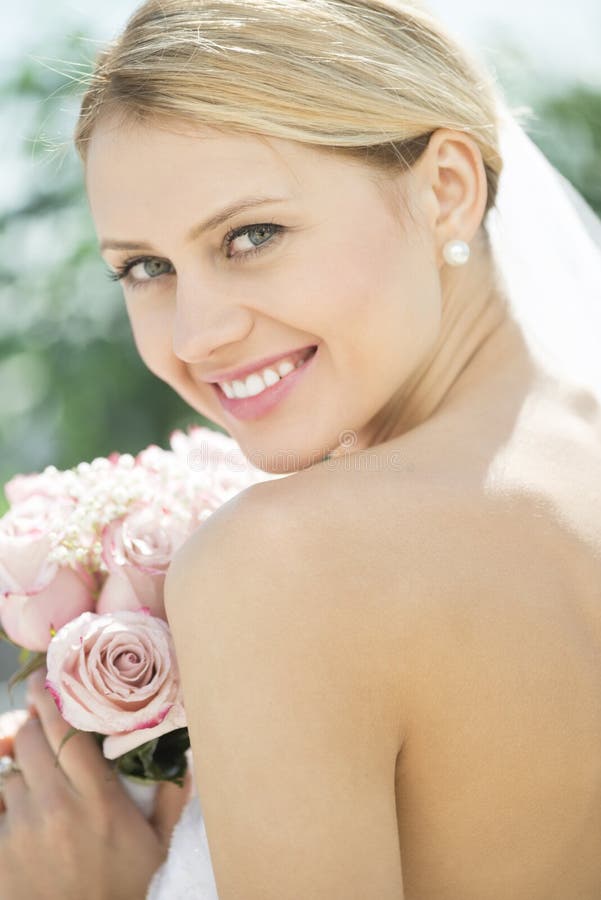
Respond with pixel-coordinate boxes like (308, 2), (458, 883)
(2, 427), (277, 580)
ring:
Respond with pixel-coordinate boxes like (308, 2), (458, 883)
(0, 755), (22, 794)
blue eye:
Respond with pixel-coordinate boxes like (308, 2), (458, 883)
(106, 221), (284, 290)
(137, 259), (172, 278)
(223, 222), (283, 261)
(107, 256), (175, 287)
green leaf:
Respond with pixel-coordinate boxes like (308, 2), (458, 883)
(114, 728), (191, 787)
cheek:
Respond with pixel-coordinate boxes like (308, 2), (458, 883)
(124, 298), (178, 378)
(333, 232), (442, 378)
(380, 248), (442, 367)
(321, 225), (436, 331)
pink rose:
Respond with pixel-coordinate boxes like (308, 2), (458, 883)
(4, 468), (66, 506)
(0, 529), (57, 598)
(0, 494), (73, 596)
(98, 503), (191, 620)
(102, 504), (189, 577)
(0, 566), (96, 651)
(45, 610), (187, 759)
(96, 569), (167, 619)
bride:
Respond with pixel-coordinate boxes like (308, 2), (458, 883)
(2, 0), (601, 897)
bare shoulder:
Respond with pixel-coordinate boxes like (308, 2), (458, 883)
(168, 458), (525, 693)
(171, 421), (601, 616)
(167, 430), (601, 739)
(166, 445), (601, 896)
(236, 446), (601, 694)
(264, 453), (601, 898)
(164, 463), (461, 763)
(164, 364), (601, 897)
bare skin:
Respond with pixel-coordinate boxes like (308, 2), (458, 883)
(289, 313), (601, 898)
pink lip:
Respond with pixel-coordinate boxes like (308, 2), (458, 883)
(213, 346), (319, 421)
(200, 344), (318, 384)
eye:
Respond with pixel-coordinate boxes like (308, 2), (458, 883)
(131, 258), (173, 279)
(106, 222), (284, 289)
(107, 257), (175, 289)
(224, 222), (284, 261)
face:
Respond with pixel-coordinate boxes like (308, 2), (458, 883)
(85, 115), (443, 473)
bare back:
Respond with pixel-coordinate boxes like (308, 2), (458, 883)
(293, 367), (601, 899)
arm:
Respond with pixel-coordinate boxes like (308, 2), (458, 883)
(165, 481), (407, 900)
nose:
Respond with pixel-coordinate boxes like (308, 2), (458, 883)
(171, 278), (255, 364)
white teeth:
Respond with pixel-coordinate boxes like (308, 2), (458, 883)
(277, 361), (295, 378)
(219, 348), (315, 400)
(232, 380), (249, 399)
(244, 374), (267, 398)
(262, 368), (280, 387)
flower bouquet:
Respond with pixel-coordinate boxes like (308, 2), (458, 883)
(0, 426), (276, 809)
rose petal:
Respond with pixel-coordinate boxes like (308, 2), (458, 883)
(102, 701), (187, 759)
(1, 567), (95, 651)
(46, 610), (184, 750)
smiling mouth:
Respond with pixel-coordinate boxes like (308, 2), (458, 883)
(215, 345), (318, 399)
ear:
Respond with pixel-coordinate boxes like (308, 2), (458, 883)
(410, 128), (489, 268)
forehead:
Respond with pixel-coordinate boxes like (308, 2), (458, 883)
(88, 115), (306, 177)
(85, 113), (375, 216)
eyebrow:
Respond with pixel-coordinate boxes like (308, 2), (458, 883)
(99, 196), (288, 253)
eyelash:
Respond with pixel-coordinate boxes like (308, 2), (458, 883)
(106, 222), (284, 290)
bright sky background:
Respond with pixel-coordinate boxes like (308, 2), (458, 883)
(4, 0), (601, 87)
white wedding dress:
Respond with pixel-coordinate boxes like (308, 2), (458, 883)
(147, 106), (601, 900)
(147, 784), (220, 900)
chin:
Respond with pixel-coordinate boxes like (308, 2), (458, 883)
(249, 452), (327, 476)
(231, 437), (331, 476)
(269, 454), (329, 475)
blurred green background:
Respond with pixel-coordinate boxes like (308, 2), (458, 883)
(1, 2), (600, 519)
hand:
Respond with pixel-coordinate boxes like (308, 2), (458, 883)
(0, 671), (192, 900)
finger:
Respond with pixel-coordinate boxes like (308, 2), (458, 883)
(26, 670), (113, 795)
(12, 715), (72, 804)
(0, 709), (29, 757)
(150, 767), (194, 851)
(0, 765), (28, 820)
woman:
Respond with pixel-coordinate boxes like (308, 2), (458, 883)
(1, 0), (601, 897)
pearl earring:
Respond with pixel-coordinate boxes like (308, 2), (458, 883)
(443, 239), (470, 267)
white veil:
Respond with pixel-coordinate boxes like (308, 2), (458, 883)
(486, 102), (601, 399)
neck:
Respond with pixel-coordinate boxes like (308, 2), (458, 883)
(357, 229), (535, 450)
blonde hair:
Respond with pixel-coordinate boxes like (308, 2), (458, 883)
(74, 0), (508, 229)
